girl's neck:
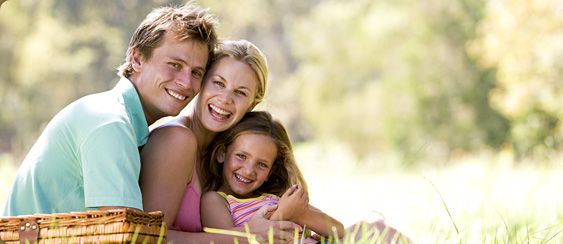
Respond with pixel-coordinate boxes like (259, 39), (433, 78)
(217, 185), (261, 199)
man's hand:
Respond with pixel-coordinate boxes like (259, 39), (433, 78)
(247, 205), (302, 243)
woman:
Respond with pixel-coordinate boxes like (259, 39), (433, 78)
(139, 40), (300, 243)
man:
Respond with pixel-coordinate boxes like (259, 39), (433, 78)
(3, 3), (218, 216)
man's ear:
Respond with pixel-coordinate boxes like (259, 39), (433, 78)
(216, 146), (226, 163)
(246, 102), (259, 112)
(131, 49), (144, 72)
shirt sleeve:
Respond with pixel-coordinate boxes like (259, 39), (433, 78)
(80, 121), (143, 211)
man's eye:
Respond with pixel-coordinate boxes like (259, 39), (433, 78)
(193, 70), (203, 78)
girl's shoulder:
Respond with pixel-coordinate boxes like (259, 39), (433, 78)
(201, 191), (229, 205)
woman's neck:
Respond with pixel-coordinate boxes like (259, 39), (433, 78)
(184, 109), (218, 153)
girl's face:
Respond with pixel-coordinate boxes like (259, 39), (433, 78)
(218, 133), (277, 198)
(195, 57), (258, 132)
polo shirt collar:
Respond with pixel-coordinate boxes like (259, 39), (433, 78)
(114, 76), (149, 146)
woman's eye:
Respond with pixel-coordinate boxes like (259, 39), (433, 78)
(258, 162), (268, 168)
(214, 81), (225, 87)
(235, 90), (247, 96)
(236, 154), (246, 159)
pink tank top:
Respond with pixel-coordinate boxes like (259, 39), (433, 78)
(170, 166), (202, 232)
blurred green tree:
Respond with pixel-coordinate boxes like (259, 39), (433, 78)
(285, 0), (510, 165)
(469, 0), (563, 161)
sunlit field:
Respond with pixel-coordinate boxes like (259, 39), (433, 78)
(1, 146), (562, 243)
(294, 144), (563, 243)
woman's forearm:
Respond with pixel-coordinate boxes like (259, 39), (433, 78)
(167, 229), (255, 244)
(294, 206), (345, 239)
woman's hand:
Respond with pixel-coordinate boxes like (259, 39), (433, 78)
(247, 204), (302, 243)
(272, 185), (309, 223)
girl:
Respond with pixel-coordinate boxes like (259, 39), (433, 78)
(200, 111), (346, 243)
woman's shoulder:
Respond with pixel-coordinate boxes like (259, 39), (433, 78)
(149, 116), (196, 143)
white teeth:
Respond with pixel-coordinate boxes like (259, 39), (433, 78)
(167, 90), (186, 101)
(235, 174), (251, 183)
(210, 104), (230, 115)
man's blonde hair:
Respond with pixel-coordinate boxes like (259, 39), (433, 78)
(118, 2), (219, 78)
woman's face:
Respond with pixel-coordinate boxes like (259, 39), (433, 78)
(196, 57), (258, 132)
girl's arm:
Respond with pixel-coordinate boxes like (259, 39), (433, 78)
(270, 185), (345, 238)
(201, 191), (302, 243)
(200, 191), (236, 229)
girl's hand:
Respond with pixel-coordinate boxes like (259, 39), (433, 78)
(274, 185), (309, 222)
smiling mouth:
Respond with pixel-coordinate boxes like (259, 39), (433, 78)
(235, 174), (252, 183)
(209, 104), (232, 120)
(167, 89), (187, 101)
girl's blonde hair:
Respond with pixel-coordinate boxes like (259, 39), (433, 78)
(201, 111), (307, 197)
(211, 40), (268, 104)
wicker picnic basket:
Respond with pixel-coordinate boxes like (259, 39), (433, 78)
(0, 209), (166, 244)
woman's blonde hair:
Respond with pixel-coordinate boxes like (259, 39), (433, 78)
(201, 111), (307, 197)
(211, 40), (268, 104)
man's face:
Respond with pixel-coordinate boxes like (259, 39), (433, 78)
(130, 32), (208, 125)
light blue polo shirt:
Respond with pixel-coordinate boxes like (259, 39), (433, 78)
(3, 77), (148, 216)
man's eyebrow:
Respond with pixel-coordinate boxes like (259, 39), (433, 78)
(170, 56), (206, 71)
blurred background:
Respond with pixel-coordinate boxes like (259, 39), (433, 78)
(1, 0), (563, 242)
(1, 0), (562, 166)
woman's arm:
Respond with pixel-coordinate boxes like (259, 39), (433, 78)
(139, 125), (198, 227)
(296, 205), (345, 239)
(270, 185), (345, 238)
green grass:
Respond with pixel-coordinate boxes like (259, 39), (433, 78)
(2, 147), (563, 243)
(295, 143), (563, 244)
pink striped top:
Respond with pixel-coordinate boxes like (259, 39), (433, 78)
(216, 192), (279, 227)
(216, 192), (318, 244)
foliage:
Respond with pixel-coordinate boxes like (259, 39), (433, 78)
(285, 0), (510, 164)
(468, 0), (563, 161)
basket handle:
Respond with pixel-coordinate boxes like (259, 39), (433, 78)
(18, 219), (39, 244)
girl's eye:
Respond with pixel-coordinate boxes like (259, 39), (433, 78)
(236, 154), (246, 159)
(258, 162), (268, 168)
